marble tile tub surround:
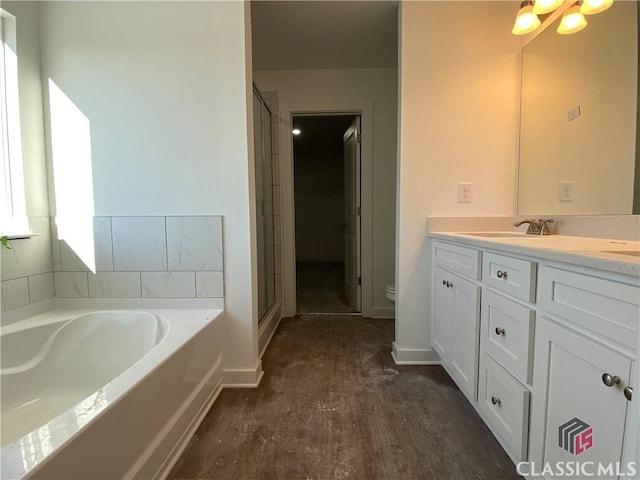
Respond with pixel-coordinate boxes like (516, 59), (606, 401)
(52, 216), (224, 299)
(428, 215), (640, 241)
(1, 217), (54, 313)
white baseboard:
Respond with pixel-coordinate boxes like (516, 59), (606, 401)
(223, 361), (264, 388)
(391, 342), (441, 365)
(371, 306), (395, 318)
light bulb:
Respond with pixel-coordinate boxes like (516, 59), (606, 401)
(532, 0), (564, 15)
(292, 128), (301, 135)
(512, 1), (541, 35)
(557, 5), (588, 34)
(580, 0), (613, 15)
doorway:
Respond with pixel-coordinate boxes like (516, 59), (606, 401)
(293, 114), (361, 314)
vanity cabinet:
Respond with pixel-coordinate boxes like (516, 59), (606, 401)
(432, 266), (481, 400)
(431, 242), (481, 401)
(430, 237), (639, 475)
(478, 252), (537, 463)
(531, 317), (632, 478)
(529, 265), (638, 477)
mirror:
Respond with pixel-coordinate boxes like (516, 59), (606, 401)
(518, 1), (639, 215)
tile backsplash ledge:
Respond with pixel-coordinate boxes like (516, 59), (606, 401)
(1, 215), (225, 314)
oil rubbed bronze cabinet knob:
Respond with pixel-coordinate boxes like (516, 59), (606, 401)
(491, 396), (501, 406)
(495, 327), (505, 336)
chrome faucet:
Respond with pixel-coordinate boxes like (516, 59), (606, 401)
(514, 218), (554, 235)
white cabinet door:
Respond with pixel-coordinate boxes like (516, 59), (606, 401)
(432, 266), (481, 400)
(432, 266), (454, 364)
(531, 317), (632, 479)
(450, 273), (481, 400)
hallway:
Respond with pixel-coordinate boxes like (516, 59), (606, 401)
(168, 315), (520, 479)
(296, 262), (358, 314)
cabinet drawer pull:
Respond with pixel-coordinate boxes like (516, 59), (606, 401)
(602, 373), (621, 387)
(491, 396), (501, 406)
(497, 270), (507, 279)
(495, 327), (505, 336)
(624, 386), (633, 401)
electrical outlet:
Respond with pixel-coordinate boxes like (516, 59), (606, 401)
(559, 181), (573, 202)
(458, 183), (473, 203)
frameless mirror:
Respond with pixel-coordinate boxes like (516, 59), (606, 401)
(517, 1), (639, 215)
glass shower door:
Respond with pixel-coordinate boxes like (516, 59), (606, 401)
(253, 87), (276, 322)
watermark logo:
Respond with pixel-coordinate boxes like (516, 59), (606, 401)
(559, 417), (593, 455)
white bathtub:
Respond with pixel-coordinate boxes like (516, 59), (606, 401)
(0, 308), (225, 479)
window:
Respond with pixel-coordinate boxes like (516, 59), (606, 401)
(0, 9), (28, 236)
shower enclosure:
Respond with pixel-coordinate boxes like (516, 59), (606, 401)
(253, 85), (276, 322)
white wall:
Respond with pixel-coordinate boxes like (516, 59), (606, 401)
(38, 2), (260, 381)
(394, 1), (520, 362)
(295, 151), (344, 262)
(254, 67), (398, 318)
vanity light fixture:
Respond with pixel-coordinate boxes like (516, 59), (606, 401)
(557, 3), (588, 34)
(512, 0), (542, 35)
(579, 0), (613, 15)
(532, 0), (564, 15)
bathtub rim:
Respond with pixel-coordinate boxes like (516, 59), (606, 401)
(0, 307), (224, 479)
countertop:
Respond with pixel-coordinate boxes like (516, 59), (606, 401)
(429, 231), (640, 278)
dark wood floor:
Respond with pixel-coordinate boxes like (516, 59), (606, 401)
(296, 262), (358, 314)
(168, 315), (521, 480)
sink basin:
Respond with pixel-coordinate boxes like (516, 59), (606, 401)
(461, 232), (529, 238)
(601, 250), (640, 257)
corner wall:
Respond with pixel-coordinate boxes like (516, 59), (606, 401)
(38, 1), (259, 380)
(394, 1), (520, 363)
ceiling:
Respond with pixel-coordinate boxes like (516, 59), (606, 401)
(292, 115), (357, 157)
(251, 1), (398, 71)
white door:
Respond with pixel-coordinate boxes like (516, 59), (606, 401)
(343, 117), (361, 311)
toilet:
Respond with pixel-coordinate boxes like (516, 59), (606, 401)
(385, 284), (396, 304)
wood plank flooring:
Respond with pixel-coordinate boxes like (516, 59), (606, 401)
(168, 315), (521, 480)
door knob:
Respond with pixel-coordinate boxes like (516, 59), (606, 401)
(602, 373), (621, 387)
(339, 223), (346, 229)
(624, 386), (633, 401)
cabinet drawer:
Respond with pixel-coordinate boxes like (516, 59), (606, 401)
(538, 266), (639, 354)
(481, 289), (535, 385)
(479, 354), (530, 463)
(432, 241), (481, 280)
(483, 252), (536, 303)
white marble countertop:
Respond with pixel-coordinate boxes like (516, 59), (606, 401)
(429, 231), (640, 278)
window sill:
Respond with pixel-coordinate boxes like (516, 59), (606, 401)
(1, 232), (39, 240)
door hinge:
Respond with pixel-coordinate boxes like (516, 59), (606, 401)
(357, 206), (361, 216)
(357, 276), (361, 286)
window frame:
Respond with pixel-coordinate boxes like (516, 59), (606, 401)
(0, 8), (30, 237)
